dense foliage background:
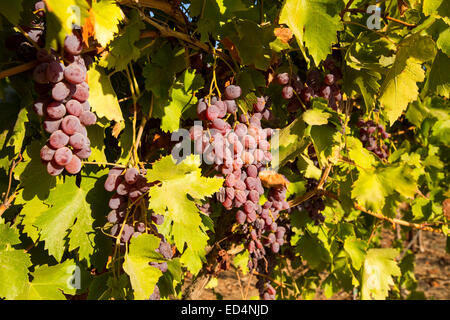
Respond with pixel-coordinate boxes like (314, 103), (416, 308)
(0, 0), (448, 300)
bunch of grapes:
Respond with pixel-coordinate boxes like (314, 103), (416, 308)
(21, 2), (97, 176)
(293, 179), (325, 225)
(276, 56), (343, 113)
(357, 119), (389, 160)
(255, 253), (277, 300)
(188, 84), (290, 300)
(104, 167), (172, 300)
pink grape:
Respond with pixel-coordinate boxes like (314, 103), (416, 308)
(206, 105), (220, 121)
(64, 34), (82, 55)
(33, 63), (49, 84)
(65, 99), (83, 116)
(40, 144), (56, 162)
(224, 85), (241, 100)
(282, 86), (294, 99)
(46, 61), (64, 83)
(124, 168), (139, 185)
(64, 63), (86, 84)
(72, 82), (89, 102)
(79, 111), (96, 126)
(276, 73), (289, 85)
(61, 115), (81, 135)
(69, 132), (87, 149)
(74, 146), (91, 159)
(52, 81), (75, 101)
(49, 130), (69, 149)
(65, 155), (81, 174)
(46, 101), (66, 119)
(54, 147), (73, 166)
(33, 99), (47, 117)
(43, 118), (62, 133)
(47, 160), (64, 176)
(104, 174), (119, 192)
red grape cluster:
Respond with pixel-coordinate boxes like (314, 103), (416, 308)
(276, 57), (343, 112)
(357, 119), (389, 160)
(189, 84), (290, 300)
(104, 167), (173, 300)
(25, 2), (96, 175)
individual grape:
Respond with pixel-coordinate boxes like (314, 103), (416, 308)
(121, 224), (135, 243)
(74, 146), (91, 159)
(81, 101), (91, 112)
(43, 118), (62, 133)
(79, 111), (97, 126)
(65, 154), (81, 174)
(52, 81), (74, 101)
(104, 174), (119, 192)
(40, 144), (56, 161)
(324, 74), (335, 85)
(206, 105), (220, 121)
(65, 99), (83, 116)
(254, 97), (266, 112)
(236, 210), (246, 225)
(215, 101), (227, 118)
(234, 123), (247, 137)
(47, 160), (64, 176)
(69, 132), (87, 149)
(276, 73), (289, 85)
(282, 86), (293, 100)
(61, 115), (81, 135)
(49, 130), (69, 149)
(224, 100), (237, 113)
(54, 147), (73, 166)
(107, 210), (119, 223)
(33, 98), (47, 117)
(64, 63), (86, 84)
(33, 63), (49, 84)
(109, 194), (125, 210)
(152, 214), (164, 225)
(36, 49), (52, 63)
(46, 101), (66, 119)
(197, 101), (207, 120)
(46, 61), (64, 83)
(319, 86), (331, 99)
(224, 85), (242, 100)
(64, 34), (82, 55)
(72, 82), (89, 102)
(124, 168), (139, 185)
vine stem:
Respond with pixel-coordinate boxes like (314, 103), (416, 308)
(0, 60), (38, 80)
(354, 203), (443, 234)
(82, 161), (126, 167)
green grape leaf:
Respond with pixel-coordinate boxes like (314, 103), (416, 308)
(14, 140), (57, 201)
(85, 124), (107, 163)
(423, 0), (450, 23)
(0, 223), (21, 248)
(33, 172), (106, 263)
(346, 136), (375, 169)
(146, 155), (224, 274)
(344, 66), (381, 111)
(296, 154), (322, 180)
(44, 0), (90, 49)
(233, 248), (250, 275)
(87, 65), (124, 125)
(91, 0), (123, 47)
(0, 249), (32, 300)
(158, 84), (197, 133)
(273, 118), (308, 169)
(17, 259), (78, 299)
(379, 35), (437, 124)
(123, 234), (164, 300)
(302, 109), (330, 126)
(16, 191), (50, 242)
(309, 125), (341, 168)
(361, 248), (401, 300)
(279, 0), (343, 64)
(99, 9), (145, 71)
(424, 50), (450, 98)
(343, 237), (367, 270)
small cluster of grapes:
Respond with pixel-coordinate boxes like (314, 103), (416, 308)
(294, 179), (325, 225)
(103, 167), (172, 300)
(23, 2), (96, 175)
(357, 119), (389, 160)
(255, 253), (277, 300)
(276, 57), (343, 113)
